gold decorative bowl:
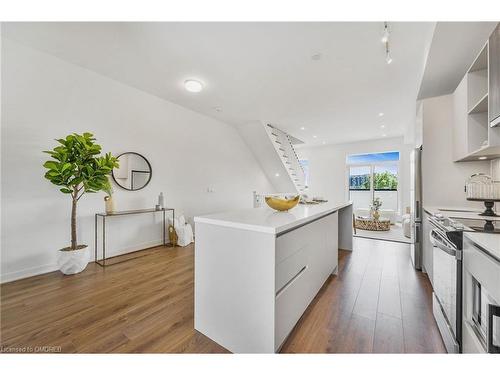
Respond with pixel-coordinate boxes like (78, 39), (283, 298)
(265, 195), (300, 211)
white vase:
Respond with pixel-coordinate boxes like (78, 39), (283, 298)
(57, 245), (89, 275)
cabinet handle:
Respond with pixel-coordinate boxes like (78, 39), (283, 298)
(487, 304), (500, 353)
(276, 266), (307, 298)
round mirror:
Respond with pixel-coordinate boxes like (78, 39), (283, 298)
(112, 152), (152, 191)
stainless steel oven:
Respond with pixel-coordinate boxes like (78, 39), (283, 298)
(463, 236), (500, 353)
(429, 216), (463, 353)
(471, 277), (500, 352)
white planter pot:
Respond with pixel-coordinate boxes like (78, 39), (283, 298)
(57, 245), (89, 275)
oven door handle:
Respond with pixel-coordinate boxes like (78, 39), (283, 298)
(430, 229), (458, 257)
(487, 304), (500, 353)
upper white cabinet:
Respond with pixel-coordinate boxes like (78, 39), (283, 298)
(452, 23), (500, 162)
(453, 76), (468, 161)
(489, 24), (500, 127)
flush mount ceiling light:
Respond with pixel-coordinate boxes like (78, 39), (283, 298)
(311, 53), (322, 61)
(184, 79), (203, 93)
(313, 135), (317, 139)
(275, 173), (280, 177)
(381, 22), (390, 44)
(478, 156), (488, 160)
(300, 126), (306, 130)
(379, 112), (384, 117)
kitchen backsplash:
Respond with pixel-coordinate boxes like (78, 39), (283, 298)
(493, 158), (500, 181)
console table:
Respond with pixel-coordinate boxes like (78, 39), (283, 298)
(94, 208), (175, 267)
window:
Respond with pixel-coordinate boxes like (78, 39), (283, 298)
(299, 159), (310, 187)
(347, 152), (399, 211)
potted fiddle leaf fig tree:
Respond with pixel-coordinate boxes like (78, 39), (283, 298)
(43, 133), (119, 275)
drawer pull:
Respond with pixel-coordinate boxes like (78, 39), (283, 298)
(276, 265), (307, 298)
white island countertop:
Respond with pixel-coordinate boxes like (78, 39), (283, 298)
(194, 201), (352, 235)
(464, 232), (500, 262)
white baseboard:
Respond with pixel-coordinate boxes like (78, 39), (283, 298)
(1, 263), (60, 284)
(1, 239), (167, 284)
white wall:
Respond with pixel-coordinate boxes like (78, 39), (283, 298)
(296, 137), (413, 217)
(421, 94), (490, 209)
(1, 38), (274, 282)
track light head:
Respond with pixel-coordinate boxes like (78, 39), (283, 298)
(381, 22), (390, 44)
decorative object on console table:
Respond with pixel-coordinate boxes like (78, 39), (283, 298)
(465, 174), (500, 216)
(158, 192), (165, 209)
(104, 177), (115, 214)
(43, 132), (119, 275)
(104, 195), (115, 214)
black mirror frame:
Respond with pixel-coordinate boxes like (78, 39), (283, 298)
(111, 152), (152, 191)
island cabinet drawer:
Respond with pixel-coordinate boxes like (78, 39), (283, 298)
(274, 263), (311, 350)
(275, 245), (309, 293)
(276, 219), (318, 264)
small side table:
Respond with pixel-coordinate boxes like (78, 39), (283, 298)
(95, 208), (175, 267)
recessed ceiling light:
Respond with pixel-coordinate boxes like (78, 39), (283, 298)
(379, 112), (384, 117)
(184, 79), (203, 93)
(478, 156), (488, 160)
(313, 135), (317, 139)
(322, 141), (326, 145)
(300, 126), (306, 130)
(275, 173), (280, 177)
(380, 125), (386, 129)
(382, 134), (387, 137)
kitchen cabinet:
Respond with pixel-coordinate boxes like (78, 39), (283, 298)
(422, 210), (434, 285)
(452, 76), (468, 161)
(462, 233), (500, 353)
(452, 23), (500, 161)
(194, 203), (352, 353)
(490, 23), (500, 127)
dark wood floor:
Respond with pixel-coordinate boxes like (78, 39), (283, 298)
(0, 238), (445, 353)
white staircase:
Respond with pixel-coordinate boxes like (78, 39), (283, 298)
(238, 121), (307, 194)
(264, 124), (307, 194)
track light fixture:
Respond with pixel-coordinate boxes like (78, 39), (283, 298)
(381, 22), (390, 44)
(385, 41), (393, 64)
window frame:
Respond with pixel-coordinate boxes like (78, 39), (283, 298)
(345, 153), (400, 212)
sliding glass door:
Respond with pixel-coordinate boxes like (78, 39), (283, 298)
(373, 164), (398, 211)
(349, 165), (372, 210)
(347, 152), (399, 212)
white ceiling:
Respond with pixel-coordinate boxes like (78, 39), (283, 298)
(3, 22), (436, 145)
(418, 22), (497, 99)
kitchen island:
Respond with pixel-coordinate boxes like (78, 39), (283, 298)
(194, 201), (353, 353)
